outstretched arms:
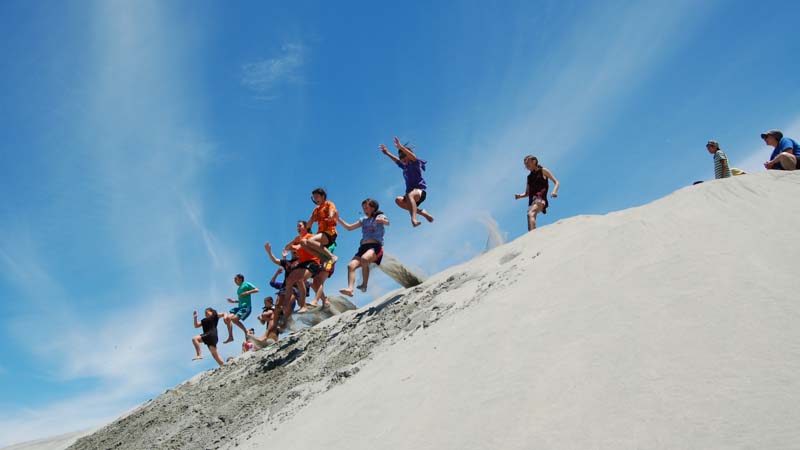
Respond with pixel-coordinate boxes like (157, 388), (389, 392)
(380, 143), (402, 164)
(337, 213), (362, 231)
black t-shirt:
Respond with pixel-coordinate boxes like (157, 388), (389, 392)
(200, 313), (219, 336)
(527, 169), (549, 203)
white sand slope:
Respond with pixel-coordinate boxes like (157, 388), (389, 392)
(66, 171), (799, 450)
(233, 172), (800, 450)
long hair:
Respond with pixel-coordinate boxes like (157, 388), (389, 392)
(398, 142), (415, 159)
(362, 198), (384, 218)
(205, 307), (218, 316)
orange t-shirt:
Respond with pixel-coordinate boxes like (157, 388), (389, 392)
(292, 233), (321, 264)
(311, 200), (338, 235)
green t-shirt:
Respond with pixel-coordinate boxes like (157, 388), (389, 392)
(237, 281), (256, 308)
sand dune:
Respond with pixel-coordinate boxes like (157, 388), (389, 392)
(44, 171), (800, 449)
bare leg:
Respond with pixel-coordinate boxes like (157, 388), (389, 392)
(223, 314), (234, 343)
(300, 235), (337, 262)
(192, 336), (203, 360)
(287, 270), (311, 313)
(407, 193), (421, 227)
(418, 210), (434, 222)
(527, 202), (543, 232)
(231, 315), (248, 339)
(310, 271), (330, 306)
(208, 345), (224, 367)
(357, 251), (375, 291)
(340, 259), (360, 297)
(397, 193), (431, 226)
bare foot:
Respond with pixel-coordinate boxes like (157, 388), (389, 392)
(331, 255), (338, 263)
(412, 219), (422, 227)
(223, 337), (234, 344)
(297, 307), (308, 314)
(420, 210), (434, 223)
(192, 356), (203, 361)
(356, 283), (367, 292)
(339, 288), (354, 297)
(322, 300), (330, 307)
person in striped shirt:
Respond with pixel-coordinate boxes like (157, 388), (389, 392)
(706, 140), (731, 179)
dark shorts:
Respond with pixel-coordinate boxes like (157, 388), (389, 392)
(355, 243), (384, 265)
(321, 231), (337, 246)
(293, 260), (321, 277)
(405, 189), (427, 206)
(229, 305), (252, 321)
(201, 332), (218, 347)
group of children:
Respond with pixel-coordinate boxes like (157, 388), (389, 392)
(191, 137), (437, 366)
(190, 137), (576, 366)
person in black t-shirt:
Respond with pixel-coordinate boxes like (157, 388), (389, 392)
(192, 308), (224, 367)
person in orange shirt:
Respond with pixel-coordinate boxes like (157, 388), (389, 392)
(281, 220), (321, 316)
(300, 188), (338, 263)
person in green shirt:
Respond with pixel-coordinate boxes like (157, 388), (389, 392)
(222, 274), (259, 344)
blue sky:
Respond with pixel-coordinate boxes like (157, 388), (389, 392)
(1, 0), (799, 445)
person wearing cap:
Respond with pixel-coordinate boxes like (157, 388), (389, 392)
(762, 129), (800, 171)
(706, 140), (732, 179)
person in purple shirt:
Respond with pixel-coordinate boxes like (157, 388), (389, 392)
(762, 129), (799, 171)
(380, 136), (435, 227)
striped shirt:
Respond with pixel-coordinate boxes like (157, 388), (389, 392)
(714, 150), (731, 179)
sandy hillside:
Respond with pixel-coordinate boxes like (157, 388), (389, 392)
(50, 171), (800, 449)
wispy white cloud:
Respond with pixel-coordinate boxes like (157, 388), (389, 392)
(0, 2), (235, 446)
(241, 43), (305, 99)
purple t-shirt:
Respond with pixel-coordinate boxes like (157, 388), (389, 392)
(396, 159), (427, 193)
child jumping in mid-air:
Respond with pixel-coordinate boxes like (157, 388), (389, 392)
(222, 274), (259, 344)
(301, 188), (338, 262)
(192, 308), (224, 367)
(380, 137), (434, 227)
(338, 198), (390, 297)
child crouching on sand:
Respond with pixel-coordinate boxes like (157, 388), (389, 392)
(192, 308), (224, 367)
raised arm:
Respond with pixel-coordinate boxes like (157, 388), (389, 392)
(380, 143), (402, 164)
(543, 168), (560, 197)
(264, 242), (281, 266)
(193, 311), (202, 329)
(394, 137), (418, 162)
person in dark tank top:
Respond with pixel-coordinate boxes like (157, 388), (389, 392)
(514, 155), (560, 232)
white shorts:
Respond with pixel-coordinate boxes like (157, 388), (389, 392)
(527, 198), (545, 212)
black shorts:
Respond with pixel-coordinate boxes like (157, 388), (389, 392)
(293, 260), (321, 276)
(355, 243), (384, 265)
(321, 231), (337, 246)
(201, 332), (218, 347)
(405, 189), (427, 206)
